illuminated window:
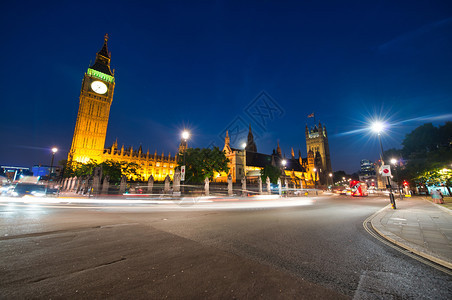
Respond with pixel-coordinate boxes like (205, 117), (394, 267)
(170, 170), (173, 174)
(156, 162), (160, 167)
(164, 164), (168, 168)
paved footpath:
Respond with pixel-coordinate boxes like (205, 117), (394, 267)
(371, 197), (452, 269)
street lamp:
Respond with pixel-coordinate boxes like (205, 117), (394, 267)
(281, 160), (287, 193)
(313, 167), (318, 189)
(50, 147), (58, 179)
(371, 121), (396, 209)
(181, 130), (190, 183)
(182, 130), (190, 141)
(329, 173), (333, 189)
(391, 158), (403, 201)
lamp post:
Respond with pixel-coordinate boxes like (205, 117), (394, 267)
(49, 147), (58, 179)
(181, 130), (190, 182)
(371, 121), (396, 209)
(281, 159), (287, 196)
(313, 168), (318, 189)
(329, 173), (333, 190)
(391, 158), (403, 201)
(282, 159), (287, 177)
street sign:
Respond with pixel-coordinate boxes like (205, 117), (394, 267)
(181, 165), (185, 181)
(381, 165), (392, 177)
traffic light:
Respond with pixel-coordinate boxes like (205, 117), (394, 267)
(403, 180), (409, 186)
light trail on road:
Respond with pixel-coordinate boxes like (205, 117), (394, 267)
(0, 195), (315, 211)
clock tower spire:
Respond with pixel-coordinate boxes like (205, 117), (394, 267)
(89, 34), (113, 76)
(68, 35), (116, 164)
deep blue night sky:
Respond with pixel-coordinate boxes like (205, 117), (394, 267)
(1, 1), (451, 173)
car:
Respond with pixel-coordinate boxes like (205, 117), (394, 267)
(10, 183), (47, 197)
(0, 184), (14, 195)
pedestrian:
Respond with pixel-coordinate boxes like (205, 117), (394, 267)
(431, 189), (444, 204)
(431, 189), (440, 203)
(438, 189), (445, 204)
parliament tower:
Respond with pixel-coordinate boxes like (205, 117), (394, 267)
(67, 35), (176, 181)
(68, 34), (115, 163)
(305, 122), (332, 184)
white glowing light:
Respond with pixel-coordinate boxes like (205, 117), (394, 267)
(371, 121), (385, 134)
(182, 131), (190, 140)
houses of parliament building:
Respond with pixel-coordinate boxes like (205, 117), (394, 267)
(68, 36), (332, 186)
(67, 35), (177, 181)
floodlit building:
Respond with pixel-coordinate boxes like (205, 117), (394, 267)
(67, 35), (333, 184)
(220, 124), (332, 187)
(67, 35), (176, 181)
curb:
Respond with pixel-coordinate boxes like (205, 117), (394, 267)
(370, 205), (452, 270)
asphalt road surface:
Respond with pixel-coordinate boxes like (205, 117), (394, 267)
(0, 195), (451, 299)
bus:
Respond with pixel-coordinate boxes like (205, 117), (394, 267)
(350, 180), (368, 197)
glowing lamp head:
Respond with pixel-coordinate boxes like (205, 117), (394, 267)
(51, 147), (58, 154)
(313, 168), (317, 172)
(329, 173), (333, 177)
(371, 121), (385, 134)
(390, 158), (397, 164)
(182, 131), (190, 140)
(242, 143), (247, 149)
(282, 160), (287, 166)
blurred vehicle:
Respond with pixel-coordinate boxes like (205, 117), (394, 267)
(46, 187), (60, 197)
(367, 186), (377, 194)
(350, 180), (368, 197)
(270, 183), (280, 194)
(0, 184), (14, 195)
(334, 187), (350, 195)
(10, 183), (47, 197)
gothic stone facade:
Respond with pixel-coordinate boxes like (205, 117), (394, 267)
(68, 35), (176, 181)
(220, 124), (332, 188)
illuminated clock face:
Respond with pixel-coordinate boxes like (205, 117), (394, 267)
(91, 81), (108, 94)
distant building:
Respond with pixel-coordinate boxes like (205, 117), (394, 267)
(32, 165), (63, 178)
(360, 159), (375, 175)
(358, 159), (378, 187)
(219, 123), (333, 187)
(0, 166), (31, 182)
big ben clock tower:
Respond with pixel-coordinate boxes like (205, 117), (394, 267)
(68, 34), (115, 164)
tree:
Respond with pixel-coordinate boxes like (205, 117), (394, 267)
(438, 121), (452, 147)
(415, 167), (452, 196)
(178, 147), (230, 183)
(63, 160), (141, 182)
(383, 148), (402, 163)
(260, 165), (281, 184)
(402, 123), (439, 156)
(386, 122), (452, 194)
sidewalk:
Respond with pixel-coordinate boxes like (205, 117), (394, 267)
(371, 197), (452, 269)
